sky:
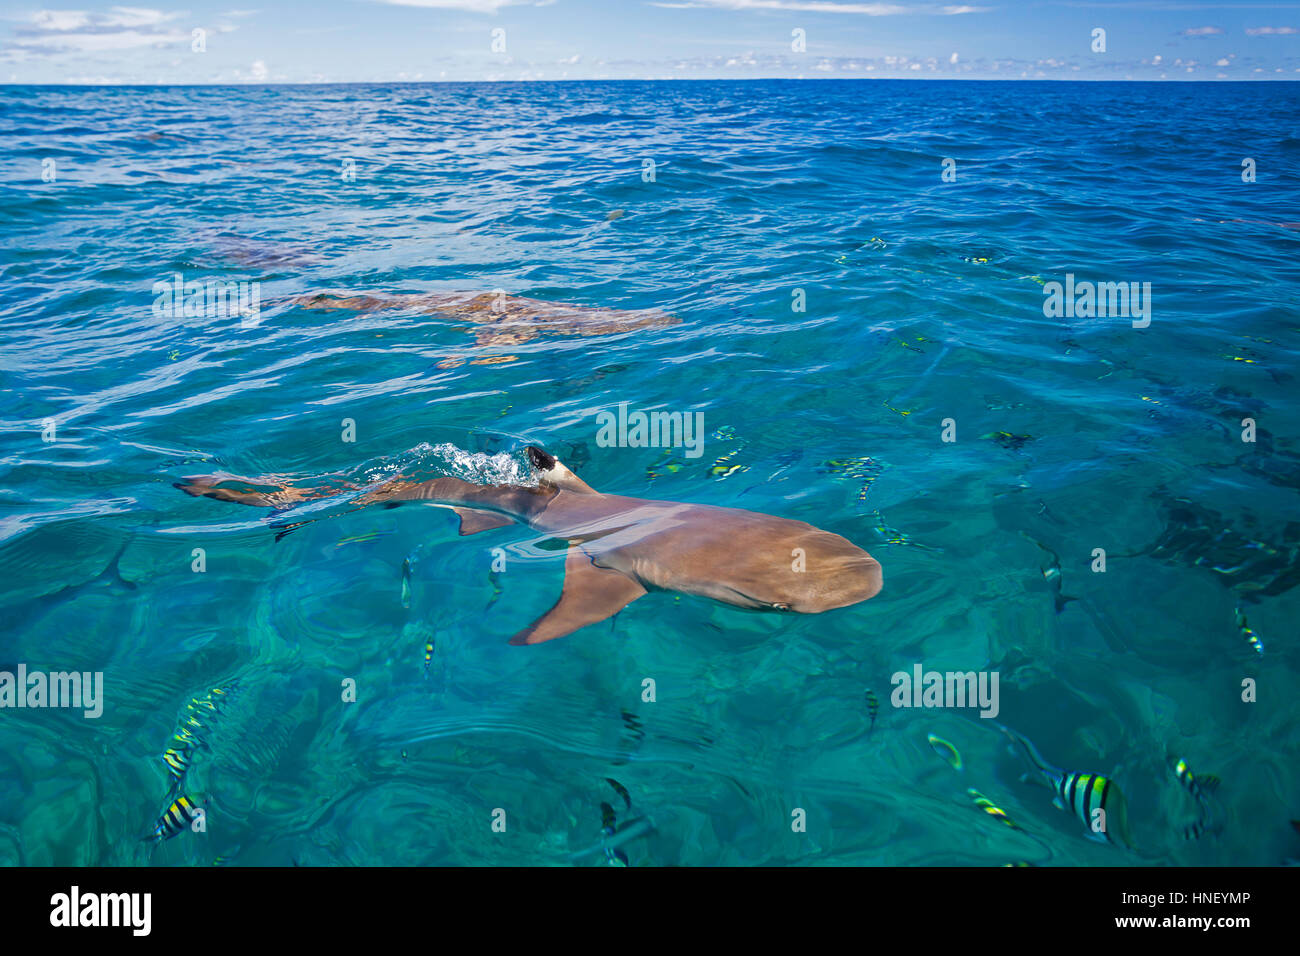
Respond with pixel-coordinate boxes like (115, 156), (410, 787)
(1, 0), (1298, 84)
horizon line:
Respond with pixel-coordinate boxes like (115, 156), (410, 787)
(4, 77), (1299, 87)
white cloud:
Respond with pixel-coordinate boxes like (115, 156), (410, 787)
(8, 7), (188, 54)
(1215, 57), (1230, 66)
(1180, 26), (1221, 36)
(250, 59), (268, 80)
(1245, 26), (1297, 36)
(372, 0), (538, 11)
(648, 1), (989, 14)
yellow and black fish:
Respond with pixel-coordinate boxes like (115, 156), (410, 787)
(161, 683), (234, 793)
(162, 745), (193, 787)
(983, 431), (1034, 451)
(1235, 607), (1264, 656)
(865, 690), (879, 733)
(928, 733), (963, 771)
(646, 449), (683, 481)
(1172, 757), (1220, 840)
(708, 448), (747, 479)
(1000, 724), (1133, 849)
(1172, 757), (1220, 804)
(968, 788), (1023, 830)
(145, 794), (205, 843)
(423, 639), (435, 678)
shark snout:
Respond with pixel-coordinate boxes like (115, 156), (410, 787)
(793, 554), (883, 612)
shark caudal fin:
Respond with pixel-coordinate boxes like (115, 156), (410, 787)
(526, 446), (598, 494)
(509, 547), (645, 645)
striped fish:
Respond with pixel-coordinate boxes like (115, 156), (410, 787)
(1235, 607), (1263, 656)
(160, 683), (235, 792)
(162, 746), (193, 786)
(1000, 724), (1133, 849)
(865, 690), (879, 734)
(1172, 757), (1219, 840)
(145, 794), (204, 843)
(968, 788), (1023, 831)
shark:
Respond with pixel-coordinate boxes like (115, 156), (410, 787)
(175, 446), (883, 645)
(292, 291), (679, 368)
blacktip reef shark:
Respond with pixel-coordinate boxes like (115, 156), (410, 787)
(293, 291), (679, 368)
(175, 447), (883, 645)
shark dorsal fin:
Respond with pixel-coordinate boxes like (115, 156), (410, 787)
(526, 446), (598, 494)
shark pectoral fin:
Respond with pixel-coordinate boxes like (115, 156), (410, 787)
(509, 550), (645, 645)
(453, 508), (514, 536)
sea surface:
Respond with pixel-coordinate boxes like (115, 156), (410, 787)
(1, 80), (1297, 866)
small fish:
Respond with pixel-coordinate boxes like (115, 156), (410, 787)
(961, 256), (989, 263)
(1000, 724), (1133, 849)
(619, 709), (645, 742)
(928, 733), (963, 771)
(1040, 548), (1076, 614)
(400, 749), (408, 761)
(335, 529), (391, 549)
(646, 448), (683, 481)
(1235, 607), (1263, 655)
(882, 401), (912, 418)
(145, 794), (204, 843)
(708, 445), (747, 479)
(597, 791), (635, 866)
(1172, 757), (1220, 804)
(605, 209), (626, 222)
(1172, 757), (1220, 840)
(864, 509), (937, 550)
(968, 788), (1023, 830)
(162, 746), (193, 786)
(401, 557), (413, 609)
(1020, 535), (1075, 614)
(422, 640), (435, 677)
(865, 690), (879, 733)
(569, 816), (654, 863)
(606, 778), (632, 811)
(983, 431), (1034, 450)
(486, 567), (504, 609)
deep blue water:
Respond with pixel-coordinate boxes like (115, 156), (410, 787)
(1, 80), (1298, 866)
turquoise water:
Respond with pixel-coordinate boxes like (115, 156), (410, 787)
(1, 80), (1298, 866)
